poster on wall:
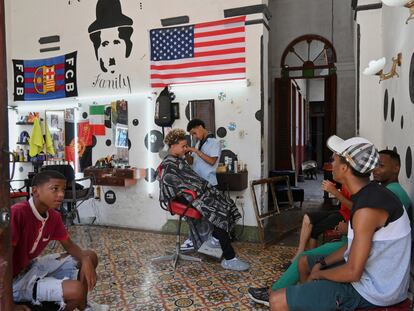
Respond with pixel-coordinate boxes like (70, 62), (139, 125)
(111, 100), (128, 163)
(64, 108), (92, 171)
(45, 110), (65, 160)
(13, 52), (78, 101)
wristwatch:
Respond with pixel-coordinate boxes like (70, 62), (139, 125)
(316, 257), (327, 268)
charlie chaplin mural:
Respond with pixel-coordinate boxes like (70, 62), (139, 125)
(88, 0), (133, 74)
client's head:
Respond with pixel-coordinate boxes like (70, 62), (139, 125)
(165, 128), (188, 157)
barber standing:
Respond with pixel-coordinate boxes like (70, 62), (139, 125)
(185, 119), (221, 186)
(180, 119), (222, 251)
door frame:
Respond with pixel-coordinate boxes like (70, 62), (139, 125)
(273, 75), (337, 170)
(0, 0), (12, 308)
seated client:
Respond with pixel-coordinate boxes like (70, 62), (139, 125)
(158, 128), (249, 271)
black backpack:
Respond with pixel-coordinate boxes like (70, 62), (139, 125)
(154, 86), (174, 128)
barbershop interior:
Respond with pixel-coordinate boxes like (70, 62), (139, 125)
(1, 0), (414, 310)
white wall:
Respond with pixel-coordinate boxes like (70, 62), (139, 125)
(5, 0), (268, 230)
(358, 5), (414, 201)
(308, 79), (325, 102)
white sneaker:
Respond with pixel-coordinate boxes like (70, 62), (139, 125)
(197, 237), (223, 258)
(85, 301), (110, 311)
(221, 257), (250, 271)
(180, 238), (194, 251)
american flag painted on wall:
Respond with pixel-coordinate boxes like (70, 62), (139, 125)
(150, 16), (246, 88)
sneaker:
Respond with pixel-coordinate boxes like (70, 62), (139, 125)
(205, 237), (221, 248)
(248, 287), (270, 307)
(180, 238), (194, 251)
(281, 261), (291, 271)
(197, 238), (223, 258)
(221, 257), (250, 271)
(85, 301), (110, 311)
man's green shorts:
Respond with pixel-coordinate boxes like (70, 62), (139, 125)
(285, 255), (377, 311)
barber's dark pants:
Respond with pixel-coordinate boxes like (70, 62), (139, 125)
(212, 227), (235, 260)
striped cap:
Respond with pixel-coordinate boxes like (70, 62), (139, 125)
(327, 135), (379, 173)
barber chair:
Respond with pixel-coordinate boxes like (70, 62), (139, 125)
(153, 171), (202, 270)
(269, 170), (304, 207)
(355, 298), (411, 311)
(9, 179), (30, 202)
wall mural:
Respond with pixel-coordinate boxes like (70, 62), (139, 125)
(89, 0), (133, 93)
(12, 52), (78, 101)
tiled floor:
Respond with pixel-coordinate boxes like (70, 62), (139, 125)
(51, 226), (296, 311)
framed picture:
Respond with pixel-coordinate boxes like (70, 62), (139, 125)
(45, 110), (65, 159)
(115, 124), (128, 149)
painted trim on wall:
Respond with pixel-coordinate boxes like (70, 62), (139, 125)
(245, 19), (270, 31)
(160, 15), (189, 27)
(224, 4), (271, 21)
(38, 35), (60, 44)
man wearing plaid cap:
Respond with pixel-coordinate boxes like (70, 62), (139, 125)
(270, 135), (411, 311)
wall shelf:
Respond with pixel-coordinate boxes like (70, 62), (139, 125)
(84, 167), (138, 187)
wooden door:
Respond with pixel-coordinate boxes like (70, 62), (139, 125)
(0, 0), (12, 309)
(274, 78), (292, 170)
(323, 74), (337, 163)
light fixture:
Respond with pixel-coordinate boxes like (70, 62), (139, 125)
(363, 53), (402, 83)
(382, 0), (414, 24)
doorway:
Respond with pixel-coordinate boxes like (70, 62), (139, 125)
(273, 35), (337, 173)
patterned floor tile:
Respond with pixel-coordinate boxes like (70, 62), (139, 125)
(47, 226), (295, 310)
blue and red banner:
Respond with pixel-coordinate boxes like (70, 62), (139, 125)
(13, 52), (78, 101)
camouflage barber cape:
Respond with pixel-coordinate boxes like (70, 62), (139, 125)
(158, 155), (241, 248)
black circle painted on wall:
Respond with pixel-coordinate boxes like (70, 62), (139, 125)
(128, 139), (131, 150)
(409, 53), (414, 104)
(105, 139), (111, 146)
(383, 90), (388, 121)
(390, 98), (395, 122)
(145, 168), (157, 183)
(104, 107), (112, 129)
(132, 119), (139, 126)
(406, 146), (412, 179)
(216, 127), (227, 138)
(144, 130), (164, 153)
(104, 190), (116, 204)
(91, 135), (97, 148)
(82, 112), (88, 119)
(185, 104), (190, 120)
(401, 115), (404, 129)
(255, 110), (263, 122)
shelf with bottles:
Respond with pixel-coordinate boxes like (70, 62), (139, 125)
(16, 112), (43, 125)
(15, 121), (43, 125)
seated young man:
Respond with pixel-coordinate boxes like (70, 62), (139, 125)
(270, 136), (411, 310)
(248, 148), (412, 307)
(287, 180), (352, 265)
(11, 170), (108, 311)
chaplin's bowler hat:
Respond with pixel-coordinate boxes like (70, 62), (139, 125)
(88, 0), (133, 33)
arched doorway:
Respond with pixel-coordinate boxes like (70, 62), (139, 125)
(274, 34), (337, 173)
